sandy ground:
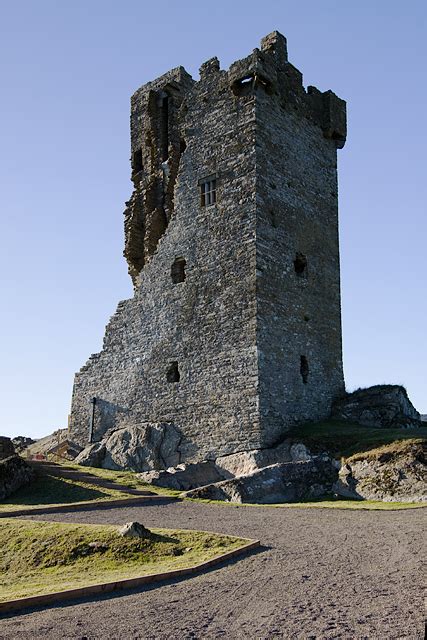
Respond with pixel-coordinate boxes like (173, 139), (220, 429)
(0, 501), (425, 639)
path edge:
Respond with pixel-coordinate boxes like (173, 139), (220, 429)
(0, 495), (178, 518)
(0, 539), (260, 615)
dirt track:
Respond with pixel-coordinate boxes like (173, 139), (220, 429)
(1, 501), (425, 639)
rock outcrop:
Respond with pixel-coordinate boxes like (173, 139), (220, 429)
(0, 455), (35, 500)
(118, 522), (151, 538)
(74, 414), (426, 505)
(138, 461), (225, 491)
(136, 440), (317, 492)
(333, 440), (427, 502)
(11, 436), (36, 453)
(332, 385), (421, 429)
(75, 423), (181, 472)
(184, 457), (338, 504)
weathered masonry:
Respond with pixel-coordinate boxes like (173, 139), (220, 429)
(69, 32), (347, 464)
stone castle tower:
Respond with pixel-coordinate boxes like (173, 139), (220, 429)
(69, 32), (347, 464)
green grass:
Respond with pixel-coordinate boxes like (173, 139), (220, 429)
(65, 463), (181, 498)
(286, 419), (427, 459)
(0, 519), (246, 601)
(0, 471), (133, 513)
(185, 497), (425, 510)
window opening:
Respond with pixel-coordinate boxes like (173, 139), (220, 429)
(200, 176), (217, 206)
(171, 257), (186, 284)
(166, 361), (180, 383)
(132, 149), (143, 173)
(160, 95), (169, 161)
(300, 356), (309, 384)
(294, 252), (307, 277)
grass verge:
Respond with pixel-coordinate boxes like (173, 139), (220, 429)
(0, 519), (245, 602)
(184, 497), (425, 510)
(0, 471), (134, 513)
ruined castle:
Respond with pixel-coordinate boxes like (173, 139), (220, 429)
(69, 32), (347, 464)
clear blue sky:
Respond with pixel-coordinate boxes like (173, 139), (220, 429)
(0, 0), (426, 439)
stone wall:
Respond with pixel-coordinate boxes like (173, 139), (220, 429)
(69, 32), (346, 465)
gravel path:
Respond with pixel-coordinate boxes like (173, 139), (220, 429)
(1, 502), (425, 639)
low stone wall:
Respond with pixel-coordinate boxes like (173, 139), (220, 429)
(0, 455), (35, 500)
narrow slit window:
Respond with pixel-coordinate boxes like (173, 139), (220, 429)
(160, 95), (169, 161)
(200, 176), (217, 206)
(171, 257), (186, 284)
(294, 252), (307, 277)
(300, 356), (309, 384)
(166, 361), (180, 383)
(132, 149), (143, 173)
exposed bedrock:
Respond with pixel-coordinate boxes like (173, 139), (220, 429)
(332, 385), (421, 429)
(333, 440), (427, 503)
(183, 458), (338, 504)
(138, 440), (324, 496)
(74, 423), (181, 472)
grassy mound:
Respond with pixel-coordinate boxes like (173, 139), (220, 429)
(286, 420), (427, 459)
(0, 519), (245, 601)
(347, 438), (426, 463)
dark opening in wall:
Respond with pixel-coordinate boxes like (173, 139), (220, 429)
(180, 138), (187, 153)
(268, 209), (277, 228)
(294, 252), (307, 277)
(167, 361), (180, 383)
(300, 356), (309, 384)
(132, 149), (143, 173)
(171, 257), (186, 284)
(231, 74), (273, 96)
(160, 95), (169, 161)
(200, 175), (217, 206)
